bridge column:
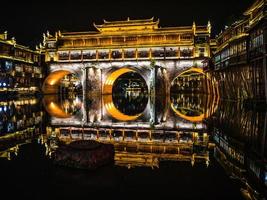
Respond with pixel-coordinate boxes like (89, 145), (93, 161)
(81, 66), (87, 96)
(149, 64), (156, 125)
(263, 21), (267, 104)
(81, 66), (88, 123)
(86, 66), (102, 96)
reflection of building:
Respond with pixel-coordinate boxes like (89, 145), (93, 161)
(208, 101), (267, 198)
(213, 132), (267, 200)
(208, 0), (267, 102)
(0, 32), (42, 95)
(46, 126), (211, 168)
(0, 98), (45, 160)
(0, 98), (43, 136)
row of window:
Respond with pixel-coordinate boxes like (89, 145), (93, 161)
(250, 33), (263, 49)
(0, 75), (42, 88)
(215, 40), (247, 65)
(60, 34), (195, 47)
(214, 133), (245, 164)
(57, 47), (195, 60)
(0, 43), (40, 63)
(0, 60), (42, 74)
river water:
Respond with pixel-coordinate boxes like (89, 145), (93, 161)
(0, 93), (266, 199)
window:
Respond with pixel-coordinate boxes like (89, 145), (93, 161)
(124, 49), (136, 59)
(137, 48), (150, 58)
(151, 47), (165, 58)
(111, 50), (122, 59)
(98, 50), (109, 59)
(165, 47), (178, 57)
(47, 42), (56, 48)
(195, 36), (208, 44)
(58, 51), (69, 60)
(70, 51), (82, 60)
(4, 61), (13, 72)
(198, 47), (205, 57)
(180, 47), (193, 58)
(83, 50), (96, 60)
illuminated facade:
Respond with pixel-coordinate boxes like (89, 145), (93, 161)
(0, 32), (43, 95)
(41, 18), (217, 95)
(209, 0), (267, 103)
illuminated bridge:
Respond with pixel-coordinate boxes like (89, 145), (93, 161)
(43, 94), (218, 168)
(41, 18), (218, 96)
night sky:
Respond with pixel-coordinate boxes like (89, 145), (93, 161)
(0, 0), (253, 48)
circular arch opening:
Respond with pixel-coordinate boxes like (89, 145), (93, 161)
(170, 67), (211, 94)
(103, 68), (148, 121)
(42, 70), (82, 94)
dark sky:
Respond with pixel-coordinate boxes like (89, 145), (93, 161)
(0, 0), (253, 48)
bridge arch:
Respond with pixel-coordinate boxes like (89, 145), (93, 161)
(103, 95), (143, 121)
(170, 67), (213, 94)
(42, 69), (81, 94)
(103, 67), (149, 95)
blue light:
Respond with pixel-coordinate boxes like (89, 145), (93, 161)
(5, 61), (12, 71)
(3, 106), (7, 112)
(0, 83), (2, 87)
(3, 83), (6, 87)
(0, 107), (2, 112)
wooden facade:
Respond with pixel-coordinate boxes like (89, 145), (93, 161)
(0, 32), (43, 95)
(42, 17), (212, 63)
(208, 0), (267, 103)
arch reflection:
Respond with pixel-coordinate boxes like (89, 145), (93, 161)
(170, 94), (218, 122)
(43, 95), (82, 118)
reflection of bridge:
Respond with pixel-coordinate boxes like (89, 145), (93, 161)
(44, 94), (216, 167)
(47, 126), (210, 168)
(41, 18), (218, 96)
(44, 94), (218, 168)
(43, 94), (218, 128)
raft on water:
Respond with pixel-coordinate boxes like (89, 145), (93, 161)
(53, 140), (114, 170)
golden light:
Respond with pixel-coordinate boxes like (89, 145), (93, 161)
(43, 96), (71, 118)
(103, 95), (141, 121)
(177, 67), (205, 77)
(170, 103), (205, 122)
(103, 68), (134, 94)
(42, 70), (72, 93)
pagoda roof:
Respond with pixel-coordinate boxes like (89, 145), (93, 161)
(244, 0), (265, 15)
(93, 17), (159, 33)
(102, 17), (155, 25)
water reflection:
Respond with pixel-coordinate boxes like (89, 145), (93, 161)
(0, 94), (266, 198)
(43, 95), (82, 119)
(44, 94), (215, 169)
(112, 92), (148, 116)
(170, 94), (218, 122)
(0, 98), (44, 160)
(207, 101), (267, 199)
